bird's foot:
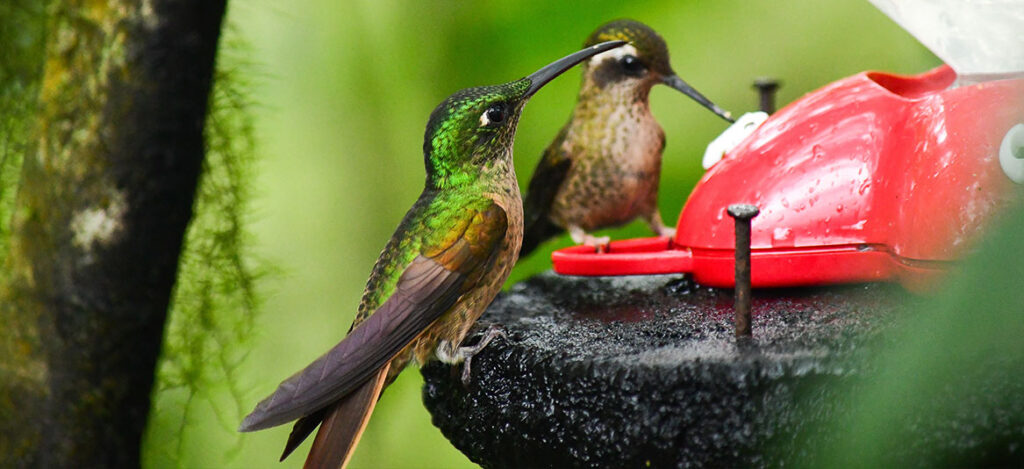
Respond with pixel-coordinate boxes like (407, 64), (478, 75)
(645, 211), (676, 239)
(656, 225), (676, 238)
(437, 325), (508, 385)
(568, 226), (610, 252)
(458, 325), (507, 385)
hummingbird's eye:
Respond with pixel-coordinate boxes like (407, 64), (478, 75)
(480, 103), (506, 127)
(620, 55), (646, 77)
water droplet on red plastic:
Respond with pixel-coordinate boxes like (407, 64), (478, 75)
(812, 144), (824, 160)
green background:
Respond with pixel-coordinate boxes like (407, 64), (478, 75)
(144, 1), (940, 467)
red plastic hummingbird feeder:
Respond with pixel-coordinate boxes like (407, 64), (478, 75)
(552, 63), (1024, 292)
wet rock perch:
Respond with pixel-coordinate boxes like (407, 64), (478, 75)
(421, 272), (1022, 467)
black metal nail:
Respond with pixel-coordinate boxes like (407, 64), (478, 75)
(727, 204), (759, 339)
(752, 78), (780, 114)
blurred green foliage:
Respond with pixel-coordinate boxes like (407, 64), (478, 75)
(139, 1), (938, 468)
(142, 25), (268, 467)
(797, 196), (1024, 467)
(0, 1), (45, 257)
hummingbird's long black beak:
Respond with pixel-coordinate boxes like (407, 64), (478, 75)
(525, 40), (627, 98)
(663, 74), (734, 123)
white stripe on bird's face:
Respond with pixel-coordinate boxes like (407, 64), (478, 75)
(587, 43), (638, 67)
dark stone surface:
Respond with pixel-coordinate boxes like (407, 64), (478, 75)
(421, 272), (915, 468)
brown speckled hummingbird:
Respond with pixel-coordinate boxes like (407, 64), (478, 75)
(520, 19), (734, 256)
(238, 40), (626, 469)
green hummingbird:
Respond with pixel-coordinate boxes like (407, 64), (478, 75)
(520, 19), (734, 256)
(238, 40), (626, 469)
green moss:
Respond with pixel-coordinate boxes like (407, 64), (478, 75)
(0, 1), (46, 260)
(0, 4), (49, 440)
(145, 22), (268, 464)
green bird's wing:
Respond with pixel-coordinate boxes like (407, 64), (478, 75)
(240, 198), (508, 432)
(521, 125), (572, 257)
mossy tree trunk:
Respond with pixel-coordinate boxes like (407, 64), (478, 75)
(0, 1), (227, 466)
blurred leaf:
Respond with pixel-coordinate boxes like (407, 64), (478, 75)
(797, 195), (1024, 467)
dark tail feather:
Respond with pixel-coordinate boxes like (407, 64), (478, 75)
(302, 363), (390, 469)
(280, 408), (328, 461)
(519, 216), (564, 259)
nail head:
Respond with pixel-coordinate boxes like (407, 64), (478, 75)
(727, 204), (760, 220)
(752, 77), (780, 91)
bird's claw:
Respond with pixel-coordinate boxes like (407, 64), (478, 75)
(569, 226), (611, 253)
(584, 235), (611, 253)
(656, 225), (676, 239)
(646, 212), (675, 239)
(456, 325), (507, 386)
